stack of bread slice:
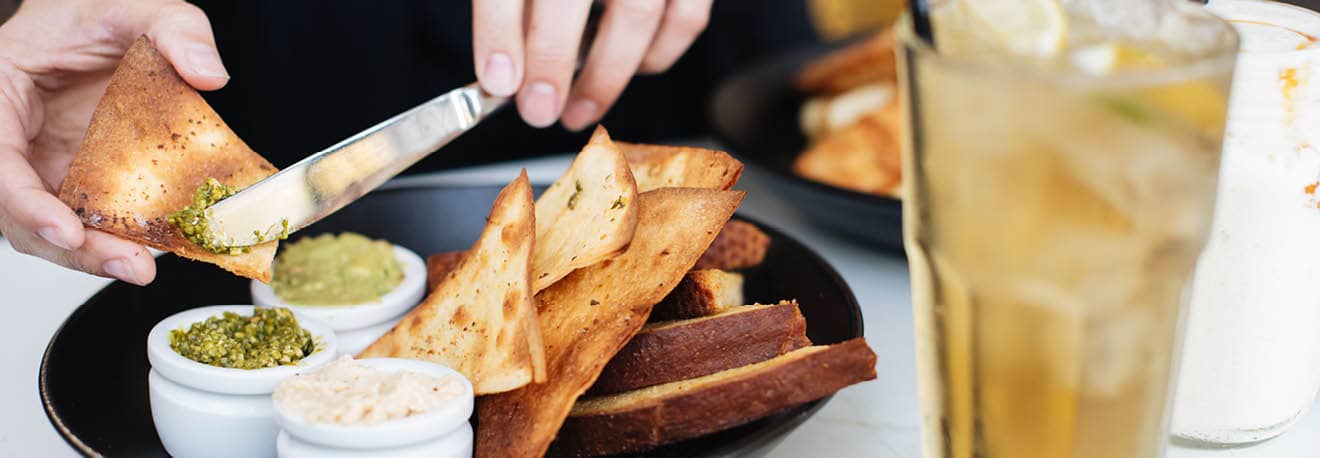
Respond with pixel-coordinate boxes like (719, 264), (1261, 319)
(549, 234), (877, 456)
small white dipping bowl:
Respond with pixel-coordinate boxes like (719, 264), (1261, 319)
(147, 305), (338, 458)
(274, 358), (474, 457)
(251, 244), (426, 355)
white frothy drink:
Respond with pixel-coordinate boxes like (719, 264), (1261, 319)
(1173, 0), (1320, 445)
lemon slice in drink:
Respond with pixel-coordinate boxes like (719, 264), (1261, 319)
(957, 0), (1068, 57)
(1072, 43), (1163, 74)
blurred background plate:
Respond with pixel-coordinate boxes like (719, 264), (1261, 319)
(710, 41), (903, 252)
(40, 183), (865, 458)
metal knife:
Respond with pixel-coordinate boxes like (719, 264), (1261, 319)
(203, 82), (507, 247)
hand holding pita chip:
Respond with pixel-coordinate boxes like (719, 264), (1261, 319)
(0, 0), (227, 284)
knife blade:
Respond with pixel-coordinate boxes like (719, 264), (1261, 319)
(202, 82), (507, 247)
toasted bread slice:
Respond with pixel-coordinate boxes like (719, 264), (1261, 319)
(477, 188), (745, 458)
(553, 338), (877, 456)
(359, 172), (545, 394)
(794, 101), (903, 197)
(58, 36), (279, 281)
(795, 29), (897, 94)
(425, 251), (465, 291)
(693, 220), (770, 271)
(616, 142), (744, 191)
(649, 269), (744, 322)
(590, 300), (810, 396)
(533, 127), (639, 292)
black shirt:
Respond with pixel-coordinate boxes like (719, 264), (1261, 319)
(190, 0), (818, 172)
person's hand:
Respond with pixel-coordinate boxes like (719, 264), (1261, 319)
(473, 0), (712, 130)
(0, 0), (228, 285)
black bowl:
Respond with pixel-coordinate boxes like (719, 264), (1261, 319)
(710, 40), (904, 252)
(39, 183), (864, 457)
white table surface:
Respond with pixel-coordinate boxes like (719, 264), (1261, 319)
(1, 154), (1317, 457)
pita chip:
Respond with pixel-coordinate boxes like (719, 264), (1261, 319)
(531, 126), (638, 291)
(359, 171), (545, 394)
(476, 187), (745, 458)
(425, 251), (466, 291)
(616, 142), (744, 192)
(57, 36), (279, 281)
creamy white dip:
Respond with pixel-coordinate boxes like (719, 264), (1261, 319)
(273, 356), (465, 425)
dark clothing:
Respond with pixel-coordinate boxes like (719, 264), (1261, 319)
(189, 0), (817, 172)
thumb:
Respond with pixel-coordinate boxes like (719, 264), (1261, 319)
(134, 2), (229, 91)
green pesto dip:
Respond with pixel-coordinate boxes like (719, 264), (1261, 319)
(167, 178), (244, 255)
(169, 307), (314, 369)
(271, 232), (404, 305)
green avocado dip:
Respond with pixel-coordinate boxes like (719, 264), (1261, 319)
(167, 178), (244, 255)
(169, 307), (315, 369)
(271, 232), (404, 305)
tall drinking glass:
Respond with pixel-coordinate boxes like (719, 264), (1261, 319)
(1173, 0), (1320, 445)
(897, 1), (1238, 457)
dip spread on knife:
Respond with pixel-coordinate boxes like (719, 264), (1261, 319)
(169, 307), (315, 369)
(168, 178), (290, 255)
(271, 232), (404, 305)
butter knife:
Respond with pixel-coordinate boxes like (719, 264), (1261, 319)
(203, 82), (507, 247)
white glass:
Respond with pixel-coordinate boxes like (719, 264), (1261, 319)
(1173, 0), (1320, 446)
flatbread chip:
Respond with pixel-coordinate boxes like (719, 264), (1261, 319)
(57, 36), (279, 281)
(476, 187), (745, 458)
(532, 126), (639, 291)
(617, 142), (744, 191)
(426, 251), (465, 291)
(795, 28), (897, 94)
(359, 171), (545, 394)
(793, 102), (903, 197)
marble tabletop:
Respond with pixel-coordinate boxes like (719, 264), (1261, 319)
(1, 154), (1316, 457)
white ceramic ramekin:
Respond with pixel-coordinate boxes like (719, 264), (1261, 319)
(251, 245), (426, 356)
(147, 305), (338, 458)
(273, 358), (474, 457)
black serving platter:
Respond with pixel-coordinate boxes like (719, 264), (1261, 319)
(40, 183), (864, 457)
(710, 40), (904, 251)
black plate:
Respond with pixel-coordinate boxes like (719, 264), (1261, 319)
(710, 40), (904, 251)
(40, 183), (864, 457)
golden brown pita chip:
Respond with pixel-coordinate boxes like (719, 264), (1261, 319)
(476, 187), (745, 458)
(616, 142), (744, 191)
(57, 36), (279, 281)
(425, 251), (465, 291)
(359, 171), (545, 394)
(795, 28), (897, 94)
(532, 126), (639, 291)
(793, 101), (903, 197)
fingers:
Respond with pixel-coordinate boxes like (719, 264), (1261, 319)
(0, 149), (154, 285)
(473, 0), (525, 97)
(639, 0), (711, 74)
(0, 150), (84, 251)
(4, 224), (156, 286)
(561, 0), (665, 131)
(519, 0), (594, 128)
(143, 2), (229, 90)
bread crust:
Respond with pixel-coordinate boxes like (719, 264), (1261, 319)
(648, 269), (743, 322)
(553, 338), (878, 456)
(693, 220), (770, 271)
(590, 300), (810, 396)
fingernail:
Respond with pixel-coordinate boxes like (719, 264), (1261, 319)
(520, 81), (559, 128)
(483, 52), (516, 96)
(37, 226), (70, 250)
(562, 98), (599, 131)
(187, 45), (229, 79)
(103, 259), (140, 285)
